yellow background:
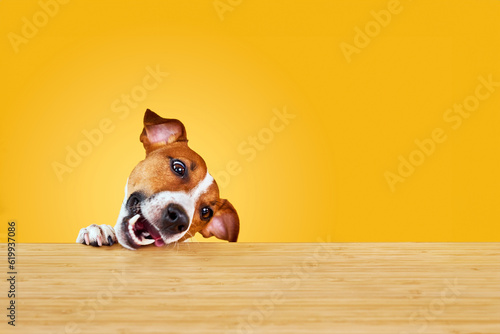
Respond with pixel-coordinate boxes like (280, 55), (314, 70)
(1, 0), (499, 243)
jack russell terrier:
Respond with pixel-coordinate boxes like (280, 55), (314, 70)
(76, 109), (239, 250)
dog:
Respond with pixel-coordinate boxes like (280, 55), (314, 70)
(76, 109), (239, 250)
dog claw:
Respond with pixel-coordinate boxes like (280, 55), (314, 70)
(77, 224), (117, 247)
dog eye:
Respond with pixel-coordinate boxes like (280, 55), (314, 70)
(171, 160), (186, 176)
(200, 207), (213, 221)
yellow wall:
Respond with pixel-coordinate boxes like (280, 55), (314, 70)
(1, 0), (499, 243)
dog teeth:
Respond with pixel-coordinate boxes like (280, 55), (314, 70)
(128, 214), (141, 226)
(142, 232), (150, 237)
(127, 214), (155, 246)
(135, 237), (155, 246)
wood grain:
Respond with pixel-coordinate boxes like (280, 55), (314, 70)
(1, 243), (499, 334)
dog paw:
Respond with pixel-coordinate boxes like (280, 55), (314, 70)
(76, 224), (116, 247)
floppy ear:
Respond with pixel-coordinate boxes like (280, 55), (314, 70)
(200, 200), (239, 242)
(140, 109), (188, 155)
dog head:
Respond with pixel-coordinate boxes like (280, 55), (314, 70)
(114, 109), (239, 250)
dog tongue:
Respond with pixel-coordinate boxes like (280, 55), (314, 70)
(135, 219), (164, 247)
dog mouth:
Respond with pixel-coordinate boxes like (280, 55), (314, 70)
(127, 214), (165, 247)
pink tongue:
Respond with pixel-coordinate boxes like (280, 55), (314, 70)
(154, 239), (164, 247)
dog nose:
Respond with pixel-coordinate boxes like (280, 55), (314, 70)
(163, 204), (189, 234)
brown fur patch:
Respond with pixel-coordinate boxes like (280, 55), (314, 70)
(127, 143), (208, 196)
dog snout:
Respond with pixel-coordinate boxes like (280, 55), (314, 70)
(163, 203), (189, 234)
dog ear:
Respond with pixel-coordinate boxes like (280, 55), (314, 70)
(140, 109), (188, 155)
(200, 199), (239, 242)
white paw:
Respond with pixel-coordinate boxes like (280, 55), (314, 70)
(76, 224), (116, 247)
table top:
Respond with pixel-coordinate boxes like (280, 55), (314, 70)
(1, 243), (499, 333)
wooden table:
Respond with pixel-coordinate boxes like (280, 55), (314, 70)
(1, 243), (499, 333)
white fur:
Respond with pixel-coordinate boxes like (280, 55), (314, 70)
(141, 172), (214, 243)
(80, 174), (213, 249)
(113, 178), (135, 249)
(111, 173), (213, 249)
(76, 224), (116, 246)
